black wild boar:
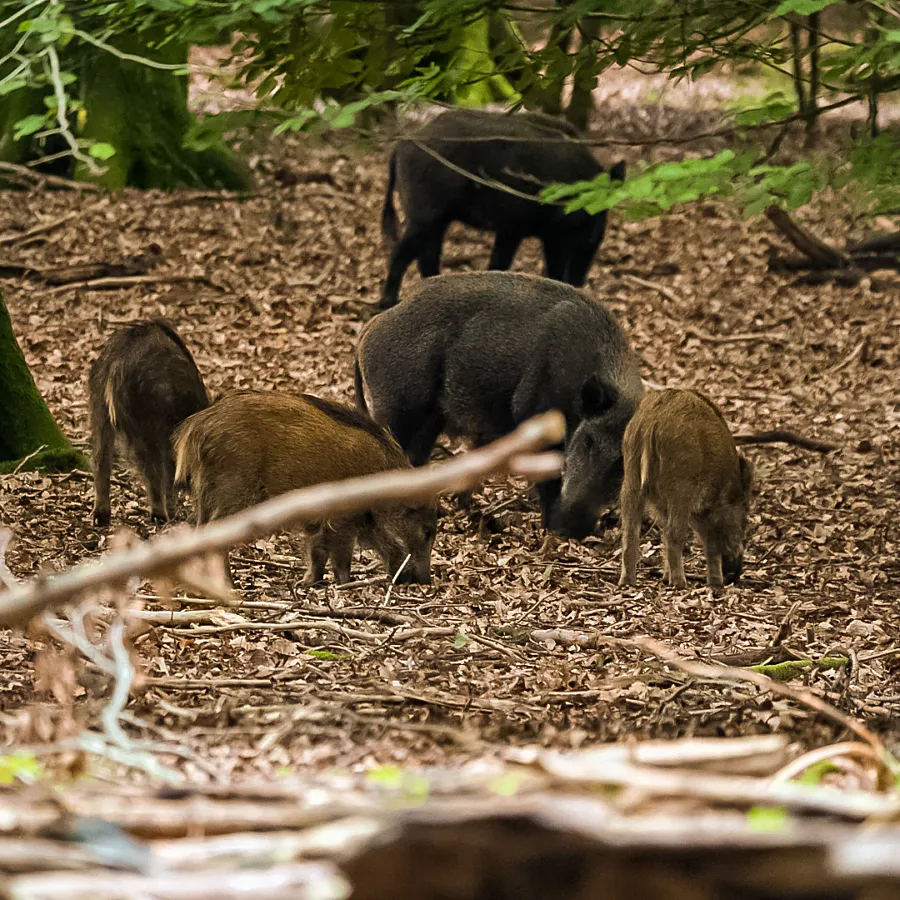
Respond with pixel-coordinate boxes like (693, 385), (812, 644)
(617, 389), (754, 589)
(379, 108), (627, 309)
(355, 271), (643, 536)
(172, 390), (437, 585)
(89, 318), (209, 526)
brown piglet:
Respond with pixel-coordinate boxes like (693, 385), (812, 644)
(89, 318), (209, 526)
(172, 390), (437, 586)
(618, 389), (753, 589)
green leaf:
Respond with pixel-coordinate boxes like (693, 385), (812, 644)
(0, 79), (28, 97)
(773, 0), (838, 15)
(746, 806), (789, 833)
(490, 772), (526, 797)
(13, 114), (47, 139)
(0, 752), (42, 785)
(367, 765), (405, 788)
(88, 142), (116, 160)
(454, 632), (469, 649)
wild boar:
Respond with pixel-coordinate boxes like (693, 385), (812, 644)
(617, 389), (754, 589)
(380, 108), (627, 308)
(355, 271), (642, 536)
(172, 390), (437, 585)
(89, 318), (209, 526)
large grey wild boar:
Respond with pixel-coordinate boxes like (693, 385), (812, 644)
(618, 389), (754, 589)
(89, 318), (209, 526)
(355, 271), (643, 537)
(172, 390), (437, 585)
(380, 109), (626, 308)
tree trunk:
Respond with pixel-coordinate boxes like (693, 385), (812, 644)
(804, 12), (820, 148)
(0, 32), (250, 191)
(789, 18), (806, 114)
(0, 295), (87, 474)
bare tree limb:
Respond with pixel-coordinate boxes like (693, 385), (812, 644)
(733, 430), (838, 453)
(765, 205), (851, 269)
(0, 412), (565, 628)
(0, 161), (102, 193)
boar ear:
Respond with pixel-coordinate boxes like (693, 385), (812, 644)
(738, 454), (754, 494)
(609, 160), (627, 182)
(581, 375), (615, 417)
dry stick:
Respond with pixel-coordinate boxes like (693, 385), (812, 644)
(826, 337), (869, 375)
(0, 412), (565, 628)
(47, 273), (216, 294)
(0, 211), (79, 247)
(733, 430), (838, 453)
(682, 325), (789, 346)
(765, 204), (852, 268)
(621, 273), (683, 304)
(0, 160), (102, 193)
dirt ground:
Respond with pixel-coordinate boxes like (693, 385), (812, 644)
(0, 94), (897, 781)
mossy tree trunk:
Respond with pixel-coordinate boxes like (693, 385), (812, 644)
(0, 32), (250, 191)
(0, 295), (87, 474)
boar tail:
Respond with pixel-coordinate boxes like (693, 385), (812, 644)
(172, 420), (198, 492)
(381, 149), (399, 246)
(353, 358), (369, 414)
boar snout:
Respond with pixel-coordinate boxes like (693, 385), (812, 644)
(552, 505), (597, 541)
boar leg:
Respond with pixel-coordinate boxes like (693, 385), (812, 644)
(696, 520), (726, 589)
(541, 235), (569, 282)
(535, 478), (562, 531)
(391, 409), (444, 468)
(325, 526), (356, 585)
(417, 224), (447, 278)
(303, 527), (330, 586)
(487, 232), (522, 271)
(91, 413), (115, 527)
(617, 478), (642, 586)
(662, 512), (689, 589)
(134, 440), (172, 523)
(381, 222), (444, 308)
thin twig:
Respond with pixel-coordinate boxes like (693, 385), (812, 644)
(48, 273), (217, 294)
(733, 430), (838, 453)
(683, 326), (789, 346)
(0, 211), (79, 247)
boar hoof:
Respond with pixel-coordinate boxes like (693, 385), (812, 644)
(150, 511), (169, 525)
(617, 573), (635, 588)
(92, 508), (111, 527)
(301, 573), (327, 587)
(668, 576), (688, 590)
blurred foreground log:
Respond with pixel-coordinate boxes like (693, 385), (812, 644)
(1, 735), (899, 899)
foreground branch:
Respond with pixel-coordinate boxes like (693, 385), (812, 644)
(0, 412), (565, 628)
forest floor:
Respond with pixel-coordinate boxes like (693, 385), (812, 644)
(0, 85), (897, 783)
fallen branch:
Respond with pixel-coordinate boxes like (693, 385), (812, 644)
(0, 161), (102, 193)
(826, 337), (869, 375)
(733, 430), (838, 453)
(0, 211), (79, 247)
(621, 273), (683, 304)
(47, 273), (215, 293)
(0, 412), (565, 627)
(683, 326), (788, 346)
(765, 205), (850, 269)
